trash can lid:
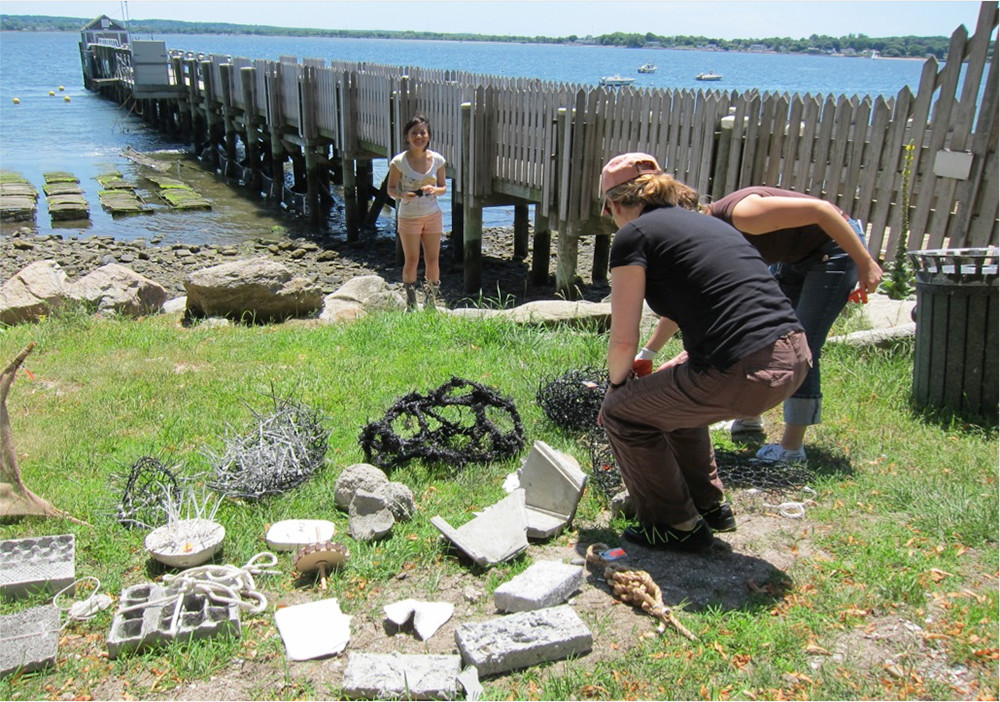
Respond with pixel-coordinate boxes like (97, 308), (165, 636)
(908, 247), (998, 282)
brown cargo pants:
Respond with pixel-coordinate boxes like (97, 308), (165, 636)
(600, 330), (812, 526)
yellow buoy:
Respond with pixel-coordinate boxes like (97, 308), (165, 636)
(49, 90), (55, 96)
(59, 86), (65, 91)
(64, 96), (71, 102)
(12, 97), (20, 104)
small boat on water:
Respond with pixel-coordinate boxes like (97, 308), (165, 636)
(637, 63), (657, 73)
(599, 74), (636, 87)
(695, 72), (723, 81)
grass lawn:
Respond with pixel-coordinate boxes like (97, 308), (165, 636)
(0, 303), (996, 700)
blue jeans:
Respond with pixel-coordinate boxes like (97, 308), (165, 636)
(771, 220), (863, 425)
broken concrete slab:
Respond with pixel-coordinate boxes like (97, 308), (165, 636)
(342, 652), (461, 700)
(0, 605), (60, 677)
(274, 598), (351, 661)
(430, 489), (528, 567)
(493, 560), (583, 612)
(265, 519), (337, 552)
(507, 441), (587, 539)
(454, 604), (592, 676)
(0, 534), (75, 599)
(384, 599), (454, 641)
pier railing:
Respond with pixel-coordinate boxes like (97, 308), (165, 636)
(82, 2), (998, 294)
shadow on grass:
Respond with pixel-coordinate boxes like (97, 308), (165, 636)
(573, 525), (793, 615)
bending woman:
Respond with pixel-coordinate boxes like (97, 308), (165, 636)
(708, 188), (881, 461)
(599, 154), (812, 552)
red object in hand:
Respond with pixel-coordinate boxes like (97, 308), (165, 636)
(632, 359), (653, 377)
(848, 288), (869, 304)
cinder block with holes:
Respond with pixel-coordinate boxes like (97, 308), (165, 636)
(106, 582), (241, 658)
(0, 534), (76, 599)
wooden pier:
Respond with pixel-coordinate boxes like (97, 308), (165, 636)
(79, 6), (998, 296)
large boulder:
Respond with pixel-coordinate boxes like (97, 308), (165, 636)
(183, 257), (324, 322)
(68, 263), (168, 317)
(0, 260), (69, 325)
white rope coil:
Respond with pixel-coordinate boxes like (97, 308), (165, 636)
(115, 552), (279, 635)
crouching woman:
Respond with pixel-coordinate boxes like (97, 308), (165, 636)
(599, 153), (812, 552)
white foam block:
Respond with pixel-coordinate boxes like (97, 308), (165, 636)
(265, 519), (336, 552)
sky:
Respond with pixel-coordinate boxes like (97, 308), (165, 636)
(0, 0), (989, 40)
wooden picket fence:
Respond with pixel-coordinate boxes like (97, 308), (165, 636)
(84, 2), (997, 290)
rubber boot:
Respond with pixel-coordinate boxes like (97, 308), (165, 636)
(404, 282), (419, 310)
(423, 280), (441, 310)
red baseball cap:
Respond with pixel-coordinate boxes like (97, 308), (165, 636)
(600, 153), (662, 195)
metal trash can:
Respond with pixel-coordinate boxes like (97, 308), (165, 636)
(907, 247), (998, 419)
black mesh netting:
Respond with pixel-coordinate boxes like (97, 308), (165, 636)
(587, 431), (817, 502)
(115, 456), (182, 529)
(536, 366), (609, 431)
(359, 376), (525, 470)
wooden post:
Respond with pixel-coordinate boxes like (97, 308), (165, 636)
(592, 228), (611, 285)
(267, 65), (285, 204)
(185, 58), (199, 151)
(461, 102), (483, 294)
(220, 63), (237, 178)
(450, 185), (463, 261)
(531, 207), (551, 285)
(556, 220), (580, 299)
(200, 60), (220, 168)
(356, 158), (373, 222)
(513, 203), (529, 259)
(343, 160), (360, 240)
(240, 66), (261, 195)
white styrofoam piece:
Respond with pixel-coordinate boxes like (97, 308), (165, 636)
(274, 598), (352, 661)
(265, 519), (336, 552)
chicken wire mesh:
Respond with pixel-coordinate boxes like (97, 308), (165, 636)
(536, 366), (609, 431)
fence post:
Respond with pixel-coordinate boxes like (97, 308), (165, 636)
(461, 101), (482, 293)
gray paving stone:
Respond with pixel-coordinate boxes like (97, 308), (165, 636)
(0, 605), (60, 677)
(454, 604), (592, 676)
(494, 560), (583, 612)
(342, 651), (461, 700)
(0, 534), (75, 599)
(106, 581), (241, 658)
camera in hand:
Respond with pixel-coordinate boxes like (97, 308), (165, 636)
(410, 189), (425, 197)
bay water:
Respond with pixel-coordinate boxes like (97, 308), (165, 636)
(1, 30), (931, 245)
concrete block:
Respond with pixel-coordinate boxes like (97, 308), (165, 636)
(106, 582), (240, 658)
(275, 598), (351, 661)
(454, 604), (592, 676)
(0, 605), (59, 677)
(509, 441), (587, 539)
(430, 489), (528, 567)
(342, 652), (461, 700)
(383, 599), (454, 640)
(494, 560), (583, 612)
(0, 534), (75, 599)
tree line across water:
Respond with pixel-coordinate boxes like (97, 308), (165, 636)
(0, 13), (980, 60)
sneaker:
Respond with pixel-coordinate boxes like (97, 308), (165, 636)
(756, 443), (807, 463)
(730, 416), (765, 434)
(622, 517), (714, 552)
(699, 502), (737, 532)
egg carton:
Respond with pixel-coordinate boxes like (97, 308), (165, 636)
(107, 582), (241, 659)
(0, 534), (75, 600)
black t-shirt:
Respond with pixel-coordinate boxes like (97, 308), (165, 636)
(609, 205), (802, 370)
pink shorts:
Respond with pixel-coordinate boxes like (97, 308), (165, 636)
(398, 211), (443, 237)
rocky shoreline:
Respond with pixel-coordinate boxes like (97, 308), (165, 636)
(1, 225), (607, 308)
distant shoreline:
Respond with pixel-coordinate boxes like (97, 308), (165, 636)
(0, 14), (958, 61)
